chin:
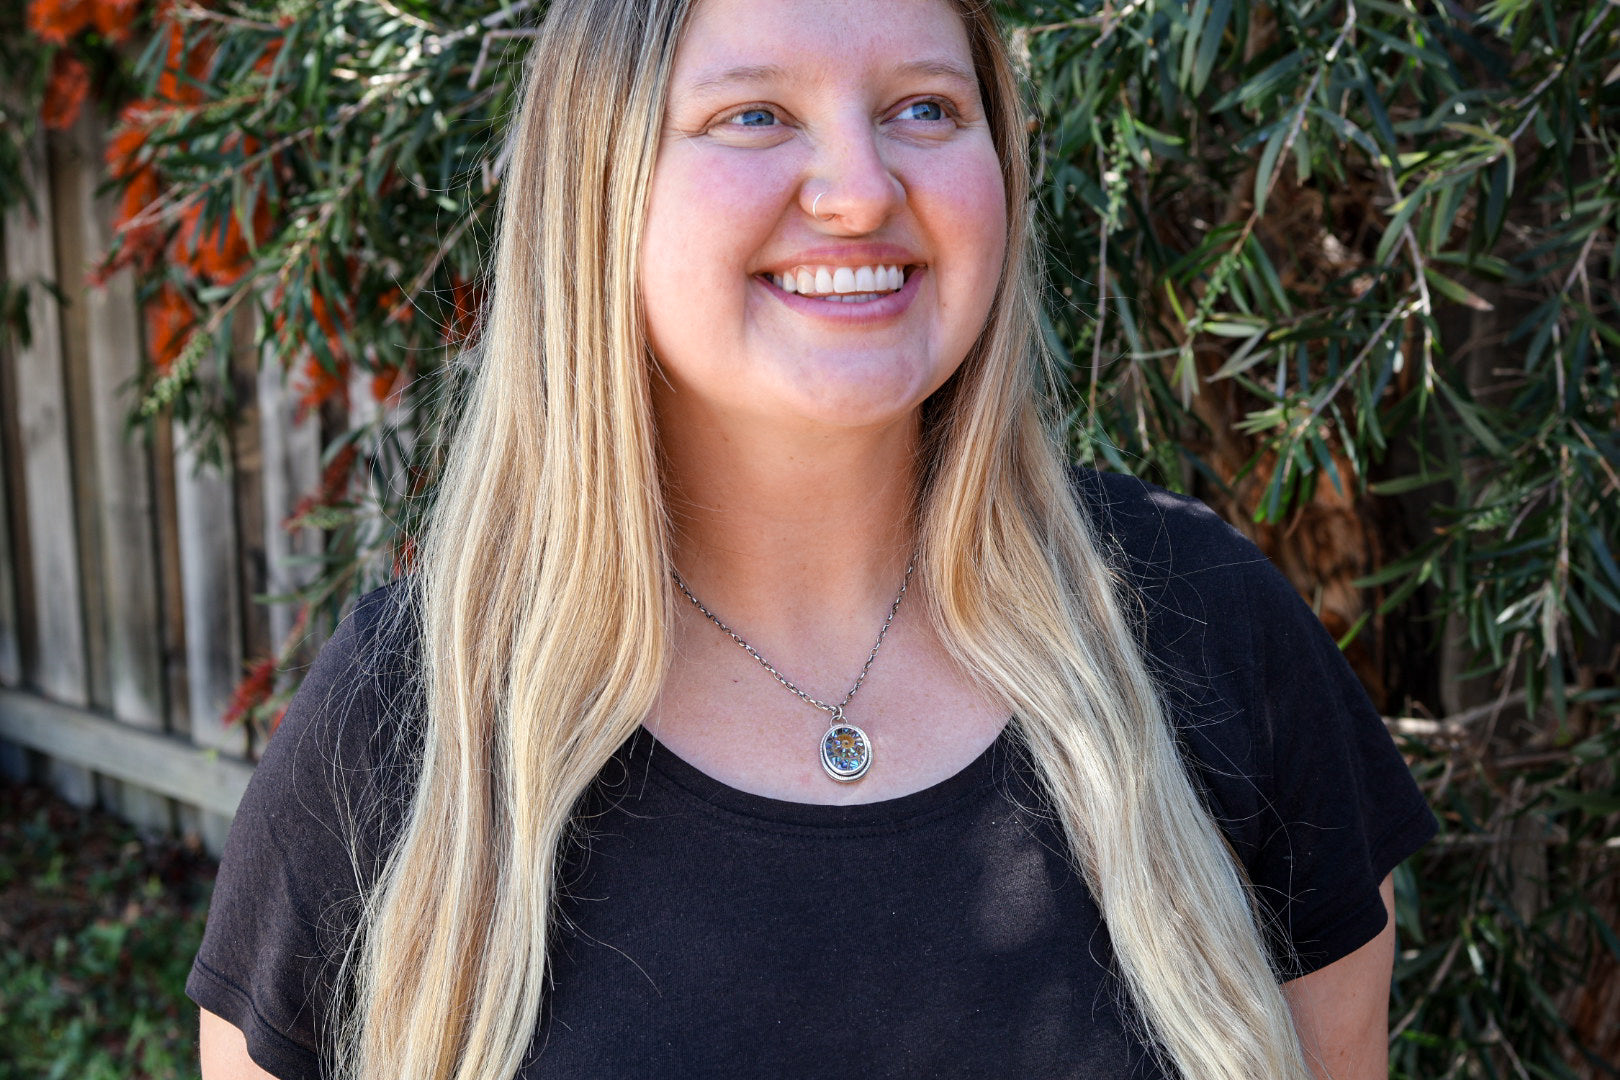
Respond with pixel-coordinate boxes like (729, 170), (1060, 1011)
(776, 371), (940, 430)
(773, 349), (953, 424)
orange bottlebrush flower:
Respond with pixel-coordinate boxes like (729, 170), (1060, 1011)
(26, 0), (95, 45)
(310, 289), (351, 358)
(223, 656), (277, 728)
(90, 0), (141, 44)
(253, 33), (282, 76)
(92, 102), (167, 283)
(319, 443), (360, 503)
(378, 286), (410, 326)
(174, 196), (271, 287)
(155, 20), (213, 105)
(267, 703), (289, 736)
(284, 442), (359, 528)
(105, 102), (151, 178)
(294, 354), (352, 422)
(42, 51), (90, 131)
(145, 283), (195, 372)
(271, 281), (350, 358)
(101, 164), (164, 278)
(370, 366), (406, 404)
(392, 535), (419, 577)
(447, 275), (485, 345)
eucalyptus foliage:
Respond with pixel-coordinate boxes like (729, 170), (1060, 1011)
(19, 0), (1620, 1074)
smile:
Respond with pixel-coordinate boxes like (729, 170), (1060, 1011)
(761, 264), (913, 302)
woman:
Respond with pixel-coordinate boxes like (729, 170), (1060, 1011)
(191, 0), (1436, 1077)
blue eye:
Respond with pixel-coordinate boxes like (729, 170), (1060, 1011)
(898, 100), (946, 122)
(729, 108), (777, 127)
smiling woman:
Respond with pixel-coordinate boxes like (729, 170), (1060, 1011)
(641, 0), (1004, 433)
(186, 2), (1435, 1079)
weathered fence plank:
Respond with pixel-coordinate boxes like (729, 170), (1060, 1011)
(0, 361), (22, 691)
(172, 417), (247, 852)
(259, 355), (321, 652)
(0, 688), (253, 818)
(48, 123), (111, 714)
(0, 360), (24, 780)
(4, 126), (94, 807)
(66, 110), (175, 835)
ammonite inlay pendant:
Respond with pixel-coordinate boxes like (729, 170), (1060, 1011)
(820, 722), (872, 782)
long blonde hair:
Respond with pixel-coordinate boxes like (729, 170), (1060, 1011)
(336, 1), (1313, 1077)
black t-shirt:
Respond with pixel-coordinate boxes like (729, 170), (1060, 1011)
(186, 470), (1437, 1079)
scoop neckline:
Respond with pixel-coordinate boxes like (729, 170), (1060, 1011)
(629, 721), (1016, 829)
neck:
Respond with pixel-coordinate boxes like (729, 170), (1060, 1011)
(658, 406), (921, 633)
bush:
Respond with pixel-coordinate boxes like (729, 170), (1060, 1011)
(0, 784), (213, 1080)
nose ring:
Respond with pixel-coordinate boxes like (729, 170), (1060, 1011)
(812, 192), (834, 221)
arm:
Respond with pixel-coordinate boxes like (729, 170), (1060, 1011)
(200, 1008), (280, 1080)
(1282, 873), (1397, 1080)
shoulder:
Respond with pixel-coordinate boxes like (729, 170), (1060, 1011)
(282, 577), (422, 749)
(1069, 466), (1272, 593)
(186, 579), (423, 1075)
(1066, 467), (1299, 668)
(252, 577), (424, 873)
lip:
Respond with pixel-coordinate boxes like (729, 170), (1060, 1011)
(757, 264), (925, 324)
(755, 242), (924, 278)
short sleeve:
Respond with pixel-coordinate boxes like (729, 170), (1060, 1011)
(1234, 553), (1437, 977)
(1077, 469), (1437, 980)
(186, 583), (420, 1080)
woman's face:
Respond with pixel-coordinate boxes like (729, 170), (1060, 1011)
(640, 0), (1007, 434)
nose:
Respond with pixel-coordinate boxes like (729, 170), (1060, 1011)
(799, 120), (905, 233)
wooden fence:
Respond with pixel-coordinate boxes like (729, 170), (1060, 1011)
(0, 111), (328, 856)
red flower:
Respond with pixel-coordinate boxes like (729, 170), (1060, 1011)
(155, 19), (213, 106)
(42, 52), (90, 131)
(253, 32), (282, 76)
(95, 104), (166, 281)
(294, 352), (352, 422)
(284, 442), (359, 528)
(223, 656), (277, 729)
(392, 535), (419, 576)
(145, 283), (195, 372)
(26, 0), (95, 45)
(90, 0), (141, 44)
(173, 193), (270, 286)
(104, 102), (151, 178)
(446, 275), (485, 345)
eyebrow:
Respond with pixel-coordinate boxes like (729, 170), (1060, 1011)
(682, 57), (980, 97)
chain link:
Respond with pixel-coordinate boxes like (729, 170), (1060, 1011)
(669, 557), (917, 719)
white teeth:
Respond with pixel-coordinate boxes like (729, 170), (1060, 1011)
(767, 263), (911, 299)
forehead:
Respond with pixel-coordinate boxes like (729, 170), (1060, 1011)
(670, 0), (975, 93)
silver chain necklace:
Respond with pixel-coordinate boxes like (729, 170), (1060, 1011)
(669, 558), (916, 783)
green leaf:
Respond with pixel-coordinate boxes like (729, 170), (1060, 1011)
(1369, 473), (1449, 495)
(1211, 51), (1303, 111)
(1253, 118), (1289, 216)
(1191, 0), (1232, 95)
(1423, 267), (1495, 311)
(1376, 185), (1427, 264)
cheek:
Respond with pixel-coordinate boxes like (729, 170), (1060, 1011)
(640, 150), (792, 304)
(914, 149), (1007, 313)
(957, 158), (1009, 280)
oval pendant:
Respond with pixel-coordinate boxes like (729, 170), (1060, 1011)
(820, 722), (872, 782)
